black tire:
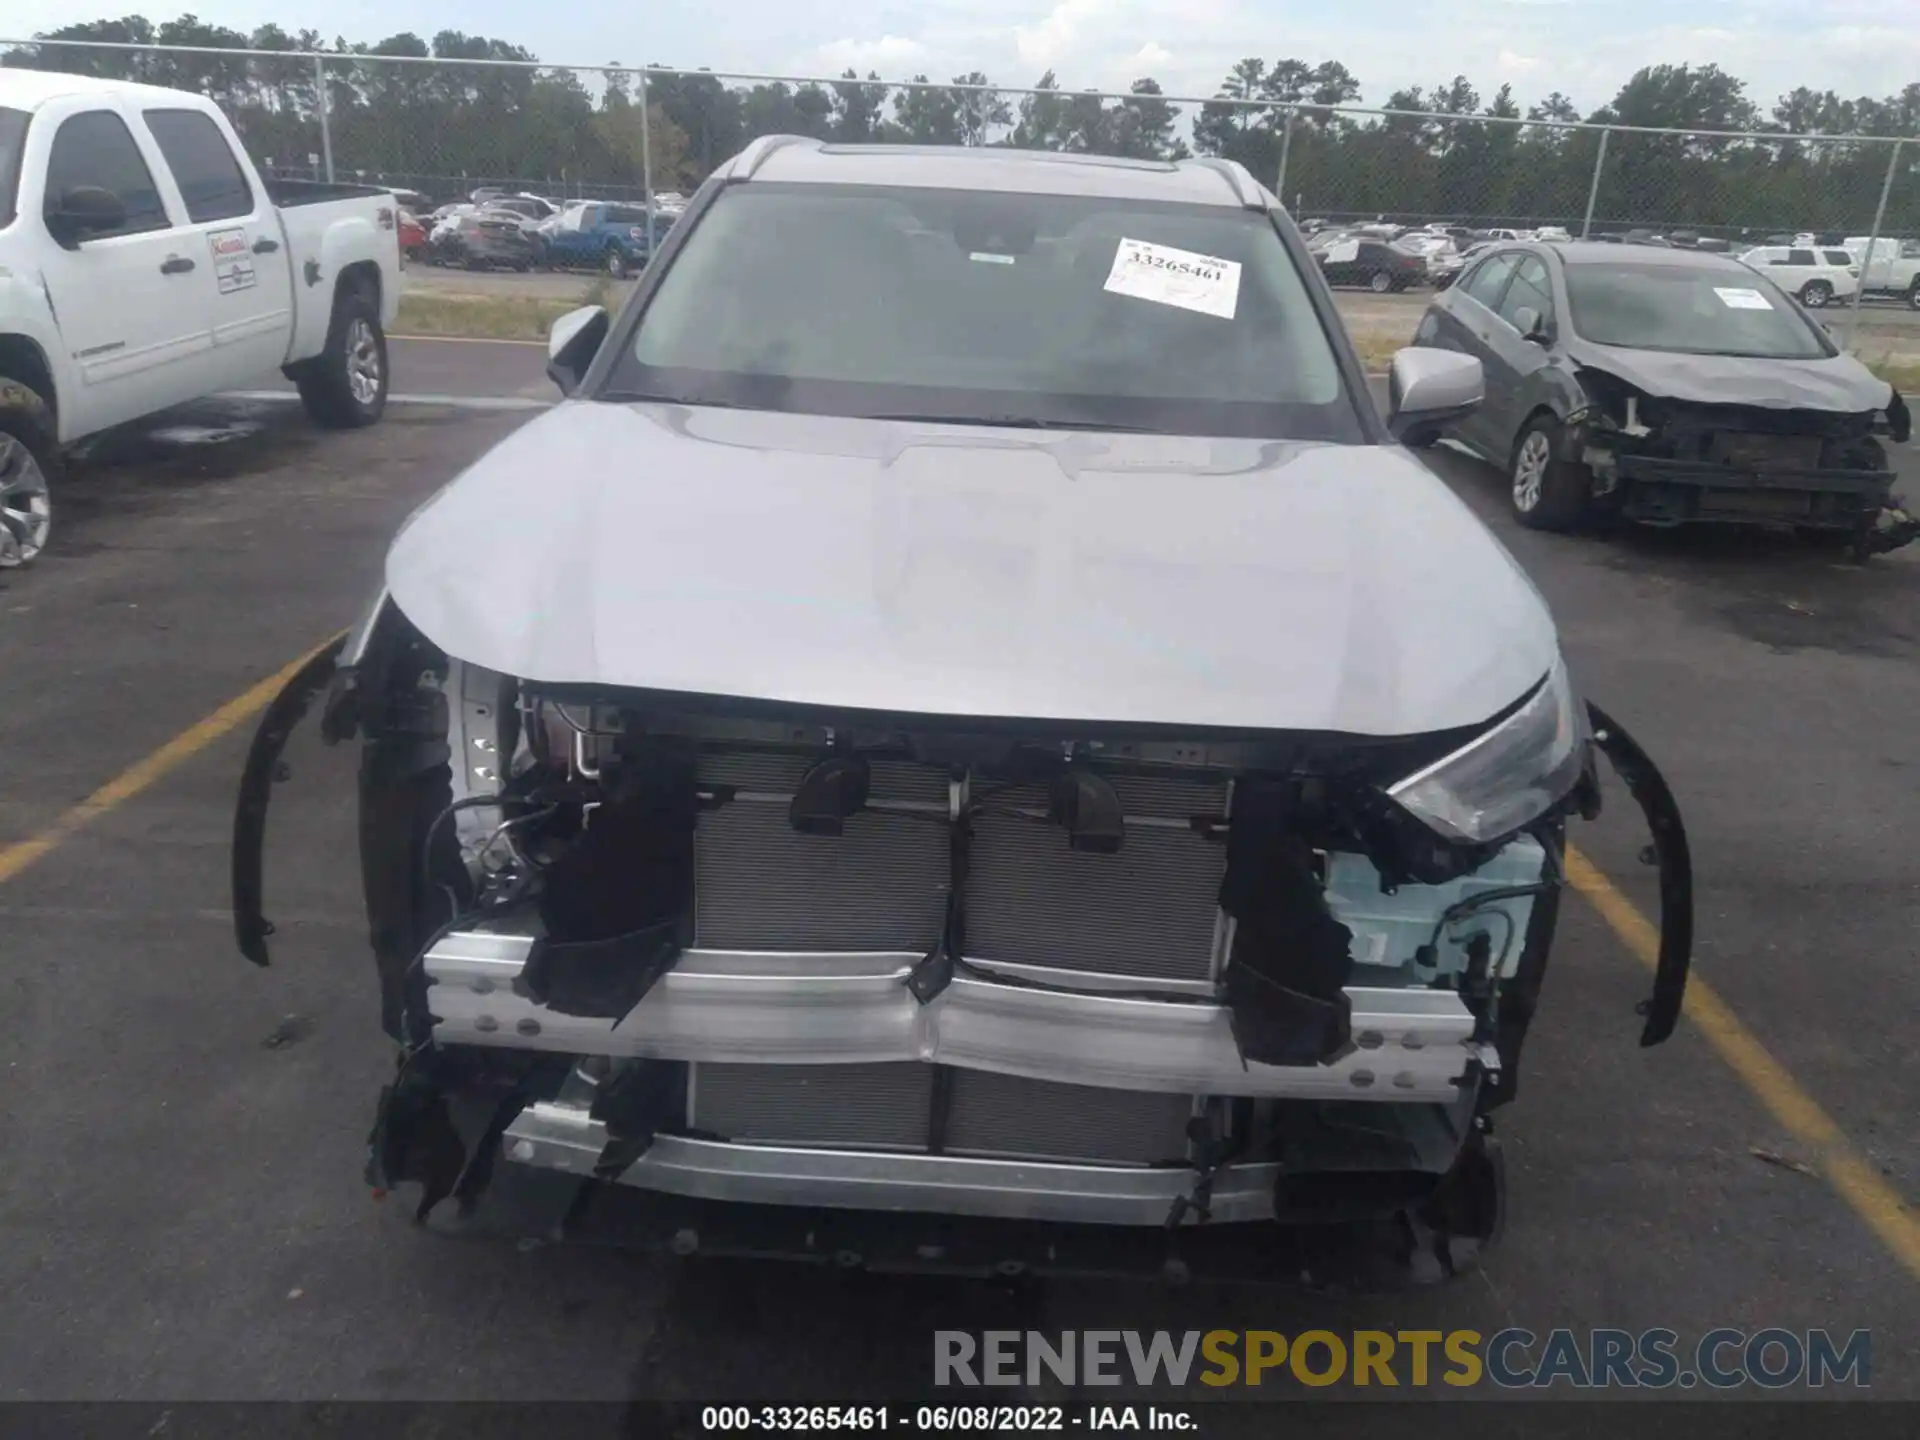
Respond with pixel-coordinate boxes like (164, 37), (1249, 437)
(1799, 280), (1833, 309)
(606, 248), (629, 279)
(0, 378), (58, 569)
(1508, 415), (1591, 531)
(296, 286), (389, 430)
(1906, 280), (1920, 311)
(1368, 268), (1393, 294)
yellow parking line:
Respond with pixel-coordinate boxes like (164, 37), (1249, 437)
(1565, 844), (1920, 1282)
(0, 633), (345, 887)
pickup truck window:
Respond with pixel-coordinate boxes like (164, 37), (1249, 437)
(0, 107), (27, 228)
(45, 109), (169, 237)
(142, 108), (253, 223)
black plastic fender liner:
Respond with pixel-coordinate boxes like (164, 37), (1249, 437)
(230, 634), (347, 966)
(1586, 701), (1694, 1047)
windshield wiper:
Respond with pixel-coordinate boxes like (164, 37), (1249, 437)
(856, 413), (1159, 434)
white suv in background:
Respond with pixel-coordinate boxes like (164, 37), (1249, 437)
(1737, 245), (1860, 308)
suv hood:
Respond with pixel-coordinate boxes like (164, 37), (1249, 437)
(385, 402), (1557, 735)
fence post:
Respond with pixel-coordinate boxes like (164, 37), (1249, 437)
(1843, 138), (1903, 350)
(313, 54), (334, 184)
(637, 69), (657, 259)
(1580, 126), (1610, 239)
(1274, 108), (1295, 205)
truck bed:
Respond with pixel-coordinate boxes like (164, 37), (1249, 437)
(263, 178), (393, 208)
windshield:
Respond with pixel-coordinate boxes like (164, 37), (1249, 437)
(1564, 262), (1833, 359)
(0, 108), (27, 229)
(608, 182), (1361, 440)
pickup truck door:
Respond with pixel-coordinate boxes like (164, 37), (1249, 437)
(137, 106), (296, 388)
(33, 103), (217, 435)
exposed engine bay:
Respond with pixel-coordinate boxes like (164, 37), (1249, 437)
(1569, 366), (1917, 549)
(231, 602), (1693, 1284)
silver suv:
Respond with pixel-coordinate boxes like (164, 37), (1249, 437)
(235, 138), (1689, 1283)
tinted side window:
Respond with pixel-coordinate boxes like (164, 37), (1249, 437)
(1497, 256), (1554, 329)
(44, 109), (169, 236)
(1786, 249), (1816, 266)
(1823, 249), (1854, 266)
(143, 108), (252, 223)
(1462, 252), (1520, 307)
(608, 206), (649, 224)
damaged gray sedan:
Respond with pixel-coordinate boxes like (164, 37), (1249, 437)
(1414, 242), (1915, 550)
(233, 140), (1692, 1284)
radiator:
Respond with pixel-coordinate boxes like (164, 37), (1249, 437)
(688, 1062), (1196, 1166)
(693, 749), (1229, 985)
(693, 751), (950, 952)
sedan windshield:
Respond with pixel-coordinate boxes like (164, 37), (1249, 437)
(1563, 263), (1834, 359)
(608, 182), (1361, 440)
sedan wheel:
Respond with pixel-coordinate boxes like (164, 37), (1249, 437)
(1369, 269), (1393, 294)
(1508, 417), (1591, 532)
(1800, 280), (1833, 308)
(0, 430), (53, 569)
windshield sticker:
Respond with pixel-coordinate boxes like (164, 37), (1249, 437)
(1713, 286), (1773, 310)
(1104, 238), (1242, 319)
(208, 227), (258, 294)
(969, 251), (1016, 265)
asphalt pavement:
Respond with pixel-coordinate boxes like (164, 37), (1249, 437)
(0, 338), (1915, 1409)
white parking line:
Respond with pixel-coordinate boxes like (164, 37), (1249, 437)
(218, 390), (553, 412)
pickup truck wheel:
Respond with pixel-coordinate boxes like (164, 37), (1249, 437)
(298, 291), (388, 430)
(1509, 417), (1590, 531)
(606, 249), (629, 280)
(1907, 280), (1920, 311)
(0, 380), (57, 569)
(1799, 280), (1833, 308)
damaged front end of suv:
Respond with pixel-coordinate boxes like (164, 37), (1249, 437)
(232, 575), (1691, 1287)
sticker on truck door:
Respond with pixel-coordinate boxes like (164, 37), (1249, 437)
(208, 227), (258, 294)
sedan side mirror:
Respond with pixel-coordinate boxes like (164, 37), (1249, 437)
(1386, 347), (1483, 446)
(546, 305), (610, 397)
(1512, 305), (1552, 345)
(45, 185), (127, 248)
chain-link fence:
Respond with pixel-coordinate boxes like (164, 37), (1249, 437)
(4, 38), (1915, 345)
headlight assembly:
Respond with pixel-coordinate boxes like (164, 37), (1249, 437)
(1387, 656), (1586, 844)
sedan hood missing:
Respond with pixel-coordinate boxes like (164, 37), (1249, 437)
(1566, 337), (1894, 413)
(385, 402), (1557, 735)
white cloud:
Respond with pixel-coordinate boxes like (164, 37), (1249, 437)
(1135, 42), (1174, 68)
(813, 35), (930, 73)
(1497, 49), (1542, 72)
(1015, 0), (1108, 70)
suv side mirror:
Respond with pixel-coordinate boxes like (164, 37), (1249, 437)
(547, 305), (610, 396)
(1386, 347), (1483, 445)
(45, 185), (127, 248)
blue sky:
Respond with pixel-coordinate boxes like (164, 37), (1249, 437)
(4, 0), (1915, 118)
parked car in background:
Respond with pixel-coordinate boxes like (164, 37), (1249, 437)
(397, 209), (427, 262)
(1431, 239), (1494, 289)
(1842, 237), (1920, 307)
(1314, 233), (1426, 292)
(1535, 226), (1571, 244)
(432, 210), (537, 271)
(0, 69), (399, 566)
(1736, 245), (1859, 308)
(538, 200), (663, 277)
(1412, 241), (1913, 549)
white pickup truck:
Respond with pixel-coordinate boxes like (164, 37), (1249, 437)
(0, 71), (401, 567)
(1844, 237), (1920, 307)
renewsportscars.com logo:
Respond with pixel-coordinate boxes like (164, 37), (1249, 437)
(933, 1328), (1871, 1390)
